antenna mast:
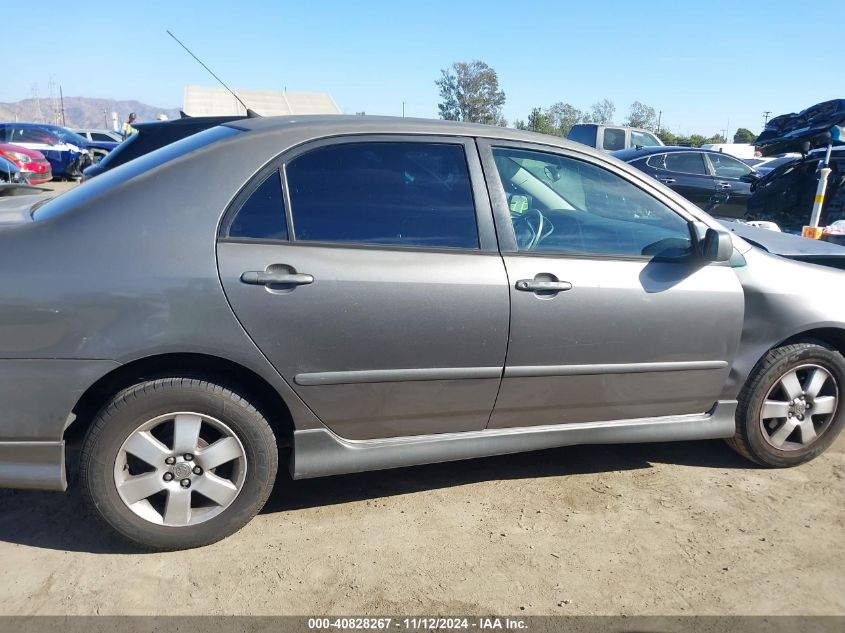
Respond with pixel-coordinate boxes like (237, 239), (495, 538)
(166, 30), (252, 115)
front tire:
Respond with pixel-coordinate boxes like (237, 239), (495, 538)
(728, 343), (845, 467)
(79, 378), (278, 551)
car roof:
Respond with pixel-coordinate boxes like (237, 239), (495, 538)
(135, 115), (247, 132)
(612, 145), (729, 161)
(225, 115), (594, 150)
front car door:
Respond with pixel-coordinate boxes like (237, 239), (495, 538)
(478, 140), (744, 428)
(217, 136), (510, 440)
(704, 152), (755, 218)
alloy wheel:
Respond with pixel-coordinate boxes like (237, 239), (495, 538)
(759, 364), (839, 451)
(113, 412), (247, 527)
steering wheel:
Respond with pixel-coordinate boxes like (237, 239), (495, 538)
(511, 208), (553, 250)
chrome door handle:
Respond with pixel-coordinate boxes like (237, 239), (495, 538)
(240, 271), (314, 286)
(657, 177), (676, 184)
(717, 182), (732, 190)
(515, 279), (573, 292)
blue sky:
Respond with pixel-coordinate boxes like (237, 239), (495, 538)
(7, 0), (838, 137)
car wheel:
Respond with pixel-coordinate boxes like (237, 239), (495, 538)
(79, 377), (278, 550)
(727, 342), (844, 467)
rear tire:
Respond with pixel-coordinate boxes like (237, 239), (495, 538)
(727, 342), (845, 467)
(79, 377), (278, 551)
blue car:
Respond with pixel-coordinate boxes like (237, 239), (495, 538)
(0, 123), (117, 178)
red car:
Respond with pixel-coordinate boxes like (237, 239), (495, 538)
(0, 143), (53, 184)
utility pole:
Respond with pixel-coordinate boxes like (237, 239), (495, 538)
(103, 108), (108, 128)
(402, 101), (405, 117)
(763, 111), (771, 125)
(59, 85), (66, 126)
(656, 110), (662, 134)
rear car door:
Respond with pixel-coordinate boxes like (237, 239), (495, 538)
(478, 140), (744, 428)
(656, 151), (716, 209)
(217, 136), (510, 440)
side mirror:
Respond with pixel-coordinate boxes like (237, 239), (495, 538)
(740, 171), (760, 183)
(702, 227), (733, 262)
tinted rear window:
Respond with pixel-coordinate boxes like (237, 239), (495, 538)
(286, 142), (479, 249)
(567, 125), (597, 146)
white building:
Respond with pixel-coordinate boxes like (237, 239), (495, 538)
(183, 85), (341, 117)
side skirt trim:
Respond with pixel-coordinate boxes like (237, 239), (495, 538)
(291, 401), (738, 479)
(0, 441), (67, 491)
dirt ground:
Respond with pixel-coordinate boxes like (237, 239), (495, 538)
(0, 434), (842, 616)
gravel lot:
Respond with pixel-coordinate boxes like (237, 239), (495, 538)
(0, 434), (842, 616)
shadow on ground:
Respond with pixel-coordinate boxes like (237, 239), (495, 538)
(0, 440), (751, 554)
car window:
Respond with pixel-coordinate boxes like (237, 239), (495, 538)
(228, 170), (288, 240)
(92, 133), (113, 142)
(631, 130), (661, 147)
(602, 128), (626, 151)
(492, 147), (693, 259)
(708, 153), (752, 178)
(645, 154), (667, 169)
(664, 152), (708, 175)
(286, 142), (479, 249)
(10, 127), (58, 144)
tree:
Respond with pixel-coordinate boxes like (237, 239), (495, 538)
(656, 129), (677, 145)
(526, 107), (555, 134)
(733, 127), (757, 144)
(585, 98), (615, 124)
(435, 60), (506, 125)
(545, 102), (582, 136)
(625, 101), (657, 130)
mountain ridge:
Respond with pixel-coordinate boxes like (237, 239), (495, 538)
(0, 96), (181, 129)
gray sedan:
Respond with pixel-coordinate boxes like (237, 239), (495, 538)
(1, 116), (843, 550)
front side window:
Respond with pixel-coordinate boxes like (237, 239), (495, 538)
(602, 128), (626, 151)
(286, 142), (478, 249)
(228, 170), (288, 240)
(708, 153), (752, 178)
(664, 152), (708, 175)
(631, 130), (661, 147)
(492, 147), (693, 259)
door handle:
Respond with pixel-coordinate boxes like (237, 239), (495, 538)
(240, 271), (314, 286)
(515, 279), (573, 293)
(717, 182), (732, 190)
(657, 177), (676, 184)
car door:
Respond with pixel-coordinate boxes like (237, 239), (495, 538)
(705, 152), (755, 218)
(217, 136), (510, 440)
(652, 151), (717, 209)
(478, 140), (744, 428)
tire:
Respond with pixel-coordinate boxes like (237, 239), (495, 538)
(79, 378), (278, 551)
(727, 342), (845, 467)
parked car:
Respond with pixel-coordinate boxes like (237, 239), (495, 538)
(699, 143), (756, 159)
(822, 220), (845, 246)
(74, 128), (124, 143)
(1, 117), (843, 550)
(0, 155), (24, 183)
(746, 147), (845, 233)
(614, 146), (760, 218)
(567, 123), (663, 151)
(82, 115), (245, 180)
(0, 143), (53, 184)
(0, 123), (94, 178)
(744, 153), (801, 176)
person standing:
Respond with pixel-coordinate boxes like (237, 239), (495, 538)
(122, 112), (138, 139)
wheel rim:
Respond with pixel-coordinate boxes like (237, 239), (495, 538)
(113, 412), (247, 527)
(759, 364), (839, 451)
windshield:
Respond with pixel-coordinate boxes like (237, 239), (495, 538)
(47, 126), (90, 146)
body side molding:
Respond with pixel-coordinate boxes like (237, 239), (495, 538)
(505, 360), (728, 378)
(291, 401), (738, 479)
(295, 360), (729, 386)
